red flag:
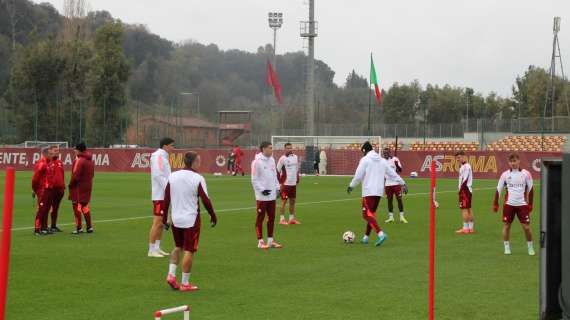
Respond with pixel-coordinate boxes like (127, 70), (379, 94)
(266, 61), (283, 104)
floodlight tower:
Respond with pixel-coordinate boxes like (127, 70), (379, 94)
(300, 0), (318, 135)
(542, 17), (569, 150)
(268, 12), (283, 70)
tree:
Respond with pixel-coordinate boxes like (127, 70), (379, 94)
(88, 22), (130, 146)
(345, 70), (367, 89)
(9, 37), (65, 141)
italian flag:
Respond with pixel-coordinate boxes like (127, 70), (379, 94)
(370, 55), (382, 104)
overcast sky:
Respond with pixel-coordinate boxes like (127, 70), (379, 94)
(35, 0), (569, 97)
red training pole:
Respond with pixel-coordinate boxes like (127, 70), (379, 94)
(429, 160), (436, 320)
(0, 167), (15, 320)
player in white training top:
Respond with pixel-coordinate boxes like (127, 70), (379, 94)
(163, 151), (217, 292)
(455, 150), (475, 234)
(148, 137), (175, 257)
(382, 148), (408, 223)
(492, 153), (535, 256)
(276, 143), (301, 225)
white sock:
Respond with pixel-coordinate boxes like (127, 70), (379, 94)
(280, 215), (285, 221)
(527, 241), (533, 249)
(388, 212), (394, 219)
(168, 264), (177, 277)
(267, 237), (274, 246)
(362, 235), (369, 241)
(181, 272), (190, 285)
(149, 243), (155, 252)
(463, 223), (469, 230)
(154, 240), (161, 251)
(504, 241), (510, 248)
(399, 212), (405, 218)
(468, 222), (474, 230)
(377, 231), (384, 237)
(258, 239), (265, 245)
(289, 214), (295, 221)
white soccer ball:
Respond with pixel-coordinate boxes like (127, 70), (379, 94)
(343, 231), (355, 243)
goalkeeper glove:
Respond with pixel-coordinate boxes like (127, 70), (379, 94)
(347, 186), (353, 194)
(402, 184), (408, 195)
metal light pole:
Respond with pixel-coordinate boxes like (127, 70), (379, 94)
(268, 12), (283, 69)
(301, 0), (318, 136)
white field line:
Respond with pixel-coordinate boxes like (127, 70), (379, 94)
(4, 186), (504, 233)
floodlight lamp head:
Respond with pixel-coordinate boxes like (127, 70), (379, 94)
(554, 17), (561, 33)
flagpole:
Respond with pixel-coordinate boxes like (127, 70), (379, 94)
(368, 53), (372, 136)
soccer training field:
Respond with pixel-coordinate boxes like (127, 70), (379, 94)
(0, 171), (539, 320)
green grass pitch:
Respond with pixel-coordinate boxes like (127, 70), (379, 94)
(0, 171), (539, 319)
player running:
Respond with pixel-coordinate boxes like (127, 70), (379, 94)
(492, 153), (535, 256)
(382, 148), (407, 223)
(347, 142), (407, 246)
(251, 141), (282, 249)
(232, 144), (244, 176)
(148, 137), (175, 257)
(69, 142), (95, 234)
(164, 152), (217, 292)
(276, 143), (301, 225)
(456, 151), (475, 234)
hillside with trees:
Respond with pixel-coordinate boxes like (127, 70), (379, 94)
(0, 0), (568, 146)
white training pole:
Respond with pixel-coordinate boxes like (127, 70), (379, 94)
(154, 305), (190, 319)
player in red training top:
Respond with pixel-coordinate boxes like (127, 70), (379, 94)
(32, 147), (50, 235)
(47, 146), (65, 232)
(69, 142), (95, 234)
(232, 144), (245, 176)
(455, 151), (475, 234)
(492, 153), (535, 256)
(276, 143), (301, 225)
(382, 148), (407, 224)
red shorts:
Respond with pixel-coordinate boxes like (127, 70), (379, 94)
(280, 185), (297, 200)
(171, 215), (201, 253)
(385, 185), (402, 199)
(152, 200), (167, 217)
(361, 196), (380, 216)
(502, 204), (530, 224)
(459, 190), (472, 209)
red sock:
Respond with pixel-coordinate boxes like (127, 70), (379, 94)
(73, 204), (82, 230)
(363, 212), (381, 234)
(84, 212), (92, 229)
(365, 224), (372, 236)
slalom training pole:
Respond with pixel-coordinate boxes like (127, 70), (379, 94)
(0, 168), (15, 320)
(429, 160), (436, 320)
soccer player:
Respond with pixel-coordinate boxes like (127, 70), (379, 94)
(164, 152), (217, 292)
(227, 150), (236, 175)
(382, 148), (407, 223)
(47, 146), (65, 232)
(68, 142), (95, 234)
(492, 153), (535, 256)
(148, 137), (175, 257)
(313, 148), (320, 176)
(347, 142), (407, 246)
(276, 143), (300, 225)
(232, 144), (244, 176)
(251, 141), (282, 249)
(32, 146), (50, 235)
(456, 150), (475, 234)
(319, 148), (327, 175)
